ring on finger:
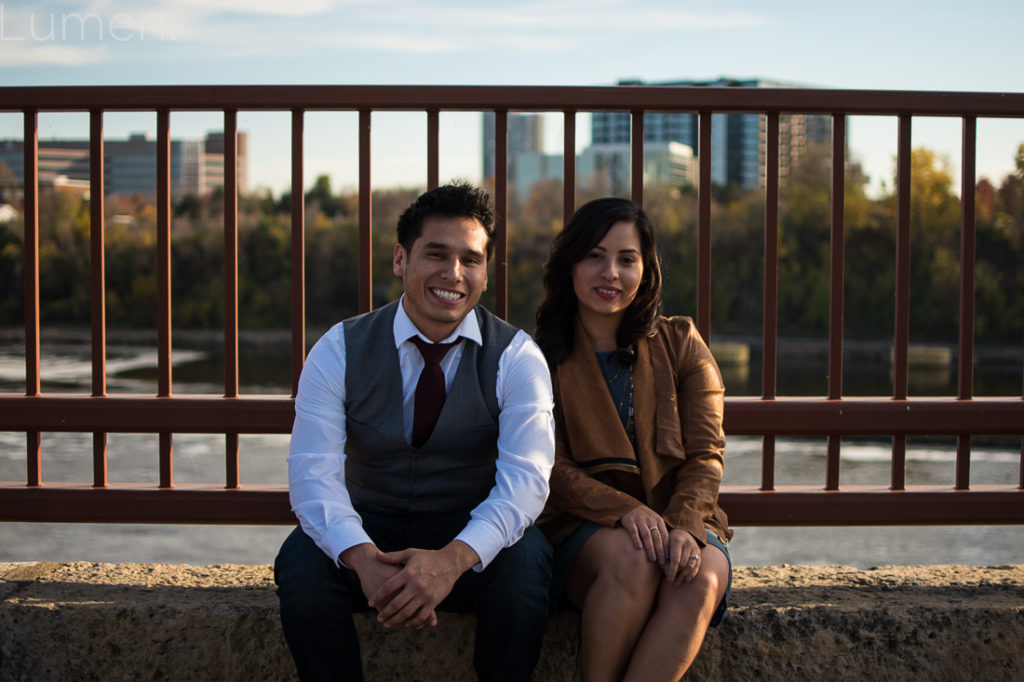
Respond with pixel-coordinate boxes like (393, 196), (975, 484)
(649, 526), (659, 532)
(687, 554), (699, 563)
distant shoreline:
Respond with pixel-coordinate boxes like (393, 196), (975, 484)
(2, 325), (1020, 366)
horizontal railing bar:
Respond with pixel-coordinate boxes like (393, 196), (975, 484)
(0, 484), (291, 524)
(2, 85), (1024, 116)
(0, 396), (295, 433)
(1, 396), (1022, 435)
(724, 398), (1024, 435)
(0, 484), (1019, 525)
(719, 485), (1024, 525)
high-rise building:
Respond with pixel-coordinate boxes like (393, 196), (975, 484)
(591, 78), (836, 189)
(482, 113), (562, 201)
(482, 113), (544, 181)
(0, 130), (249, 202)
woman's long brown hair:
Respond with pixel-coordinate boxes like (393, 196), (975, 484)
(535, 197), (663, 368)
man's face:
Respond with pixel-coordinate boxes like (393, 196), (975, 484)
(393, 215), (490, 342)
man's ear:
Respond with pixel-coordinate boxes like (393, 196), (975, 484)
(393, 243), (407, 277)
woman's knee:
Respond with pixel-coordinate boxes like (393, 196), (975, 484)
(659, 549), (728, 614)
(586, 531), (662, 595)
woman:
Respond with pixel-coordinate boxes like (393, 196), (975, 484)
(535, 197), (732, 681)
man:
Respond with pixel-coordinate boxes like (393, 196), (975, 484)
(274, 182), (555, 681)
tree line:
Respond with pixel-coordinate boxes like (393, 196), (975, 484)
(0, 143), (1022, 346)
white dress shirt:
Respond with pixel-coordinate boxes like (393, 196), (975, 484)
(288, 297), (555, 570)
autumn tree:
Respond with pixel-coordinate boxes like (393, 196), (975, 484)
(973, 143), (1024, 342)
(0, 161), (17, 204)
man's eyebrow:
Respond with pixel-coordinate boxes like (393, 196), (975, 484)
(423, 241), (485, 259)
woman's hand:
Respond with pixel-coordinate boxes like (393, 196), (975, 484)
(618, 506), (668, 565)
(665, 529), (702, 586)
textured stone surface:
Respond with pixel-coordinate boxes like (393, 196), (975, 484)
(1, 562), (1022, 681)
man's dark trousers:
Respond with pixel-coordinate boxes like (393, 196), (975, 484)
(274, 508), (552, 681)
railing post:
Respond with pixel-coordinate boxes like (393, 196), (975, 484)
(90, 108), (108, 488)
(156, 108), (174, 488)
(427, 109), (439, 190)
(563, 109), (576, 226)
(224, 109), (239, 399)
(891, 114), (913, 490)
(22, 109), (41, 486)
(493, 109), (509, 320)
(291, 108), (306, 398)
(955, 116), (979, 491)
(826, 113), (847, 491)
(358, 108), (372, 314)
(631, 110), (644, 206)
(224, 109), (240, 489)
(762, 112), (780, 491)
(696, 111), (713, 343)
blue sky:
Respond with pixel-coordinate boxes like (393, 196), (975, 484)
(1, 0), (1022, 195)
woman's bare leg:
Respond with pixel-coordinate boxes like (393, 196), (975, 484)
(566, 527), (662, 682)
(622, 543), (730, 681)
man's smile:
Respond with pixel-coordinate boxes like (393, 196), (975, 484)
(431, 287), (465, 302)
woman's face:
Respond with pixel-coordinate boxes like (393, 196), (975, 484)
(571, 220), (644, 322)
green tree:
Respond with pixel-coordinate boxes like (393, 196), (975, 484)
(777, 143), (839, 335)
(37, 188), (92, 324)
(0, 220), (23, 323)
(902, 148), (961, 342)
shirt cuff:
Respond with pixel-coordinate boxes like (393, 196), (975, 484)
(454, 520), (506, 572)
(321, 521), (374, 567)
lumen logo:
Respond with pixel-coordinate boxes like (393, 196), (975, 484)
(0, 4), (173, 42)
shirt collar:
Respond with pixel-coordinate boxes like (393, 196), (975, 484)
(392, 294), (482, 348)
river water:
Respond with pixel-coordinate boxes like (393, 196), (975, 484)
(1, 341), (1021, 568)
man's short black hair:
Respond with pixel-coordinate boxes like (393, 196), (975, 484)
(396, 182), (496, 260)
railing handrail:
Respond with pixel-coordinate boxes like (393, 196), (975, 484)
(4, 84), (1024, 117)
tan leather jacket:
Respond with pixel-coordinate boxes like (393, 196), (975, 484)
(539, 316), (732, 547)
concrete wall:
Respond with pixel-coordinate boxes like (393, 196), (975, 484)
(2, 562), (1022, 681)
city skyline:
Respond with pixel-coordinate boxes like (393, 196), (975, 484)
(0, 130), (249, 201)
(1, 1), (1022, 196)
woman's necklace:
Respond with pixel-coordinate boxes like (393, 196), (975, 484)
(601, 353), (636, 446)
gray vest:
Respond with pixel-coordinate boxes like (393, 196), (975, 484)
(343, 301), (518, 514)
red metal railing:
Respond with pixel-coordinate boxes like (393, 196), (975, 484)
(1, 85), (1022, 526)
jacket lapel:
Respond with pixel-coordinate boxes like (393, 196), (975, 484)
(557, 319), (638, 473)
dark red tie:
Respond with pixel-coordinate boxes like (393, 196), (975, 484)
(410, 336), (458, 447)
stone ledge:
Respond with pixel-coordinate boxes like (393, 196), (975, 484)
(1, 562), (1022, 681)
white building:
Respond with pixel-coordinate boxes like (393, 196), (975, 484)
(577, 142), (697, 195)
